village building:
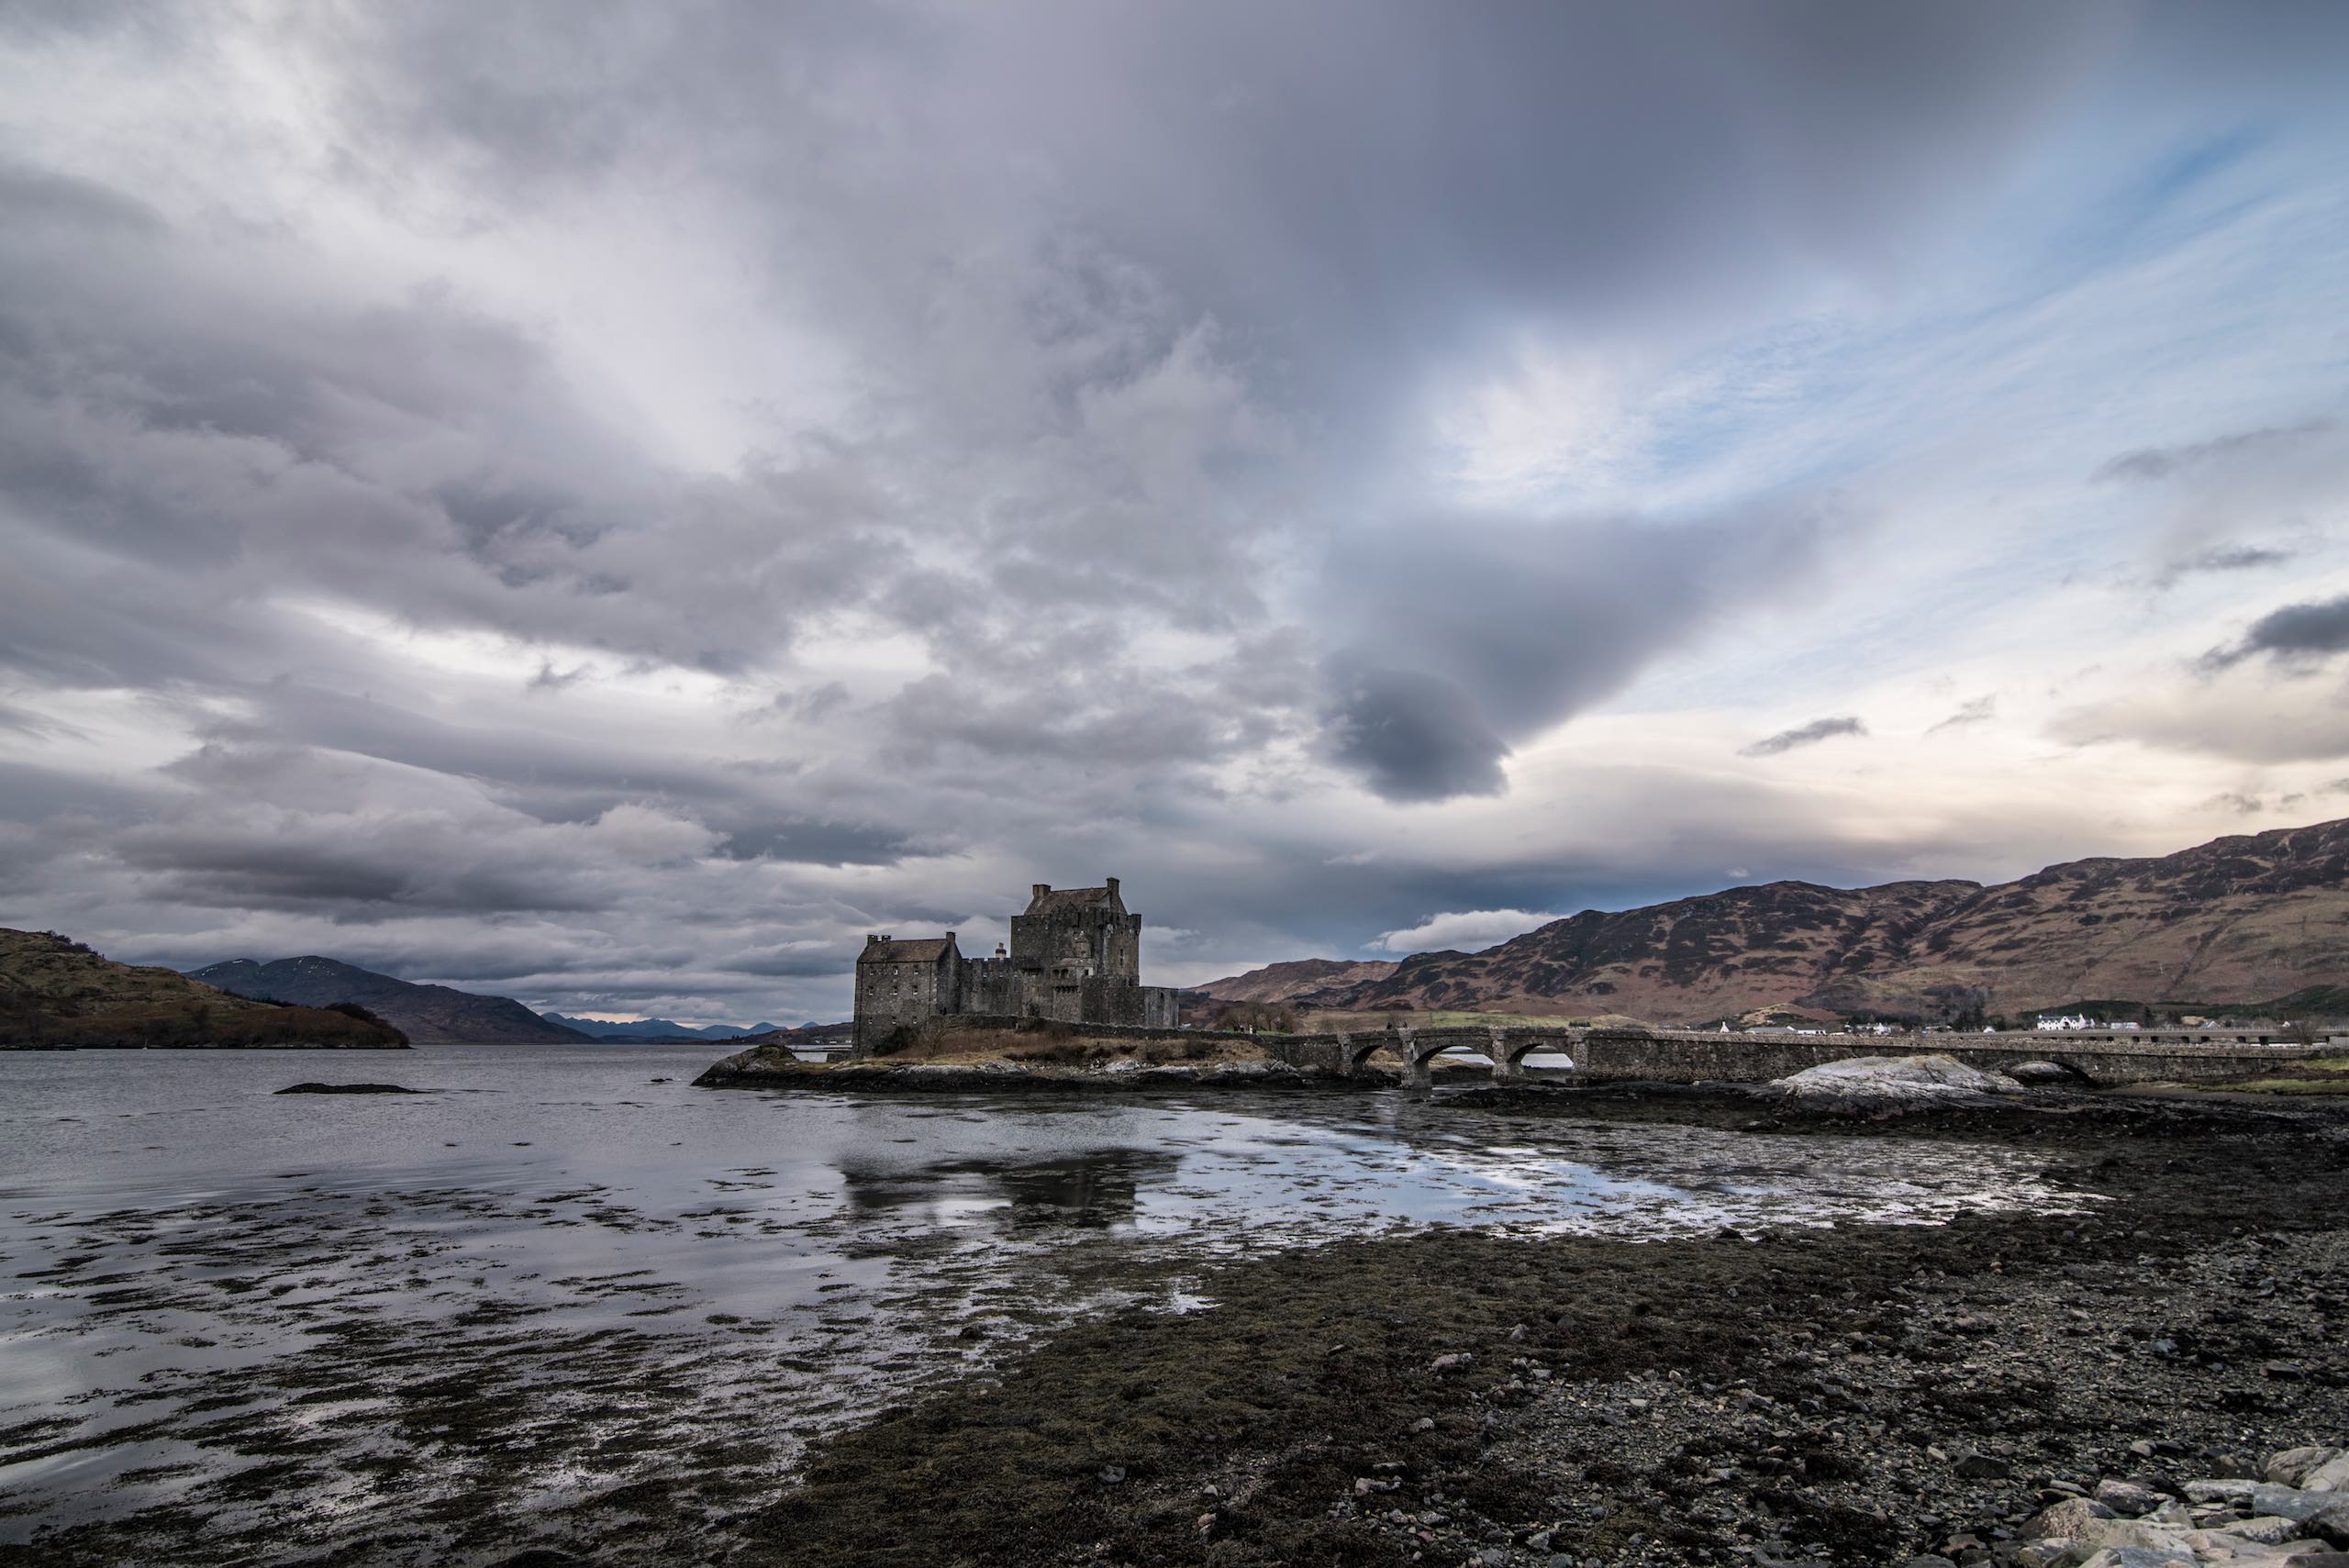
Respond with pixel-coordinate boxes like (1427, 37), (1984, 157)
(852, 878), (1181, 1053)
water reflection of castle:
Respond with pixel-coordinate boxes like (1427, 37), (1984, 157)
(841, 1149), (1177, 1229)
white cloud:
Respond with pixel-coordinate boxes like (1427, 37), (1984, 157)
(1373, 909), (1563, 955)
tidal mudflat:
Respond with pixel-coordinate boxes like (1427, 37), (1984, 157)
(0, 1043), (2093, 1565)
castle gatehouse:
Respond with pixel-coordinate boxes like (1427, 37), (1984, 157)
(852, 878), (1182, 1054)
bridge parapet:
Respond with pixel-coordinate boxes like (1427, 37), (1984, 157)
(1565, 1029), (2344, 1087)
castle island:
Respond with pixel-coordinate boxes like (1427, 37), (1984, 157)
(852, 877), (1180, 1053)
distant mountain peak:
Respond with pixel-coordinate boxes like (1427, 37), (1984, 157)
(540, 1013), (774, 1040)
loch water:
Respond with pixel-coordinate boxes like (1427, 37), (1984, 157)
(0, 1040), (2090, 1563)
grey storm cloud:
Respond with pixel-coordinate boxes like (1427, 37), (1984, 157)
(275, 0), (2141, 466)
(3, 2), (2346, 1019)
(1740, 717), (1868, 758)
(1319, 508), (1828, 800)
(2201, 595), (2349, 671)
(1322, 665), (1515, 803)
(2151, 545), (2295, 590)
(2097, 419), (2336, 483)
(1927, 697), (1998, 734)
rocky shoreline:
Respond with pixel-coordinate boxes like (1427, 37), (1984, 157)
(696, 1040), (2349, 1109)
(723, 1089), (2348, 1568)
(691, 1045), (1371, 1092)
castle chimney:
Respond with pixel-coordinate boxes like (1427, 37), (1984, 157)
(1106, 876), (1119, 898)
(945, 930), (956, 944)
(1032, 883), (1049, 899)
(866, 933), (884, 946)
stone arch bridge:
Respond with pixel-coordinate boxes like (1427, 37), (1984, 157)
(1255, 1024), (2345, 1089)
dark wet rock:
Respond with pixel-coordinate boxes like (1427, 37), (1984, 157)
(273, 1082), (420, 1095)
(2007, 1061), (2087, 1085)
(1952, 1448), (2012, 1479)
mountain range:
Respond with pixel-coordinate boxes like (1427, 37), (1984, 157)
(4, 929), (407, 1048)
(189, 957), (591, 1044)
(541, 1013), (778, 1041)
(1201, 818), (2349, 1026)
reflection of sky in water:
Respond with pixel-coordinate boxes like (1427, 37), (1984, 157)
(0, 1043), (2097, 1561)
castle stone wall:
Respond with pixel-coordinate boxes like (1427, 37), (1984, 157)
(852, 942), (961, 1054)
(852, 878), (1180, 1054)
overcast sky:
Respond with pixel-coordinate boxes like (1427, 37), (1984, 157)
(4, 3), (2348, 1024)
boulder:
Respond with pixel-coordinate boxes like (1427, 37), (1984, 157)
(2021, 1498), (2115, 1540)
(2066, 1518), (2201, 1563)
(2310, 1454), (2349, 1493)
(1768, 1053), (2023, 1109)
(2008, 1061), (2085, 1085)
(2094, 1480), (2163, 1518)
(2256, 1485), (2338, 1523)
(2073, 1545), (2198, 1568)
(2270, 1448), (2343, 1486)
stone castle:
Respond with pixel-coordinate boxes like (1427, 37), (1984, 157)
(852, 877), (1181, 1053)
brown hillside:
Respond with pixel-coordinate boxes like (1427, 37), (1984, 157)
(0, 929), (407, 1048)
(1193, 957), (1400, 1006)
(1204, 819), (2349, 1027)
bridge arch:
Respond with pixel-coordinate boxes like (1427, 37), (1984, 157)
(1339, 1030), (1397, 1078)
(1335, 1029), (1460, 1082)
(1486, 1029), (1576, 1082)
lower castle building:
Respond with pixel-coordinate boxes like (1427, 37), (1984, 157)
(852, 877), (1181, 1053)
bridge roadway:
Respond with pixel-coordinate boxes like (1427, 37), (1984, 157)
(1258, 1023), (2349, 1088)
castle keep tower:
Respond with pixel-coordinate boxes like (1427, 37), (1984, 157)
(852, 877), (1179, 1054)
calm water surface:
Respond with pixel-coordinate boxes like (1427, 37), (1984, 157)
(0, 1041), (2090, 1563)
